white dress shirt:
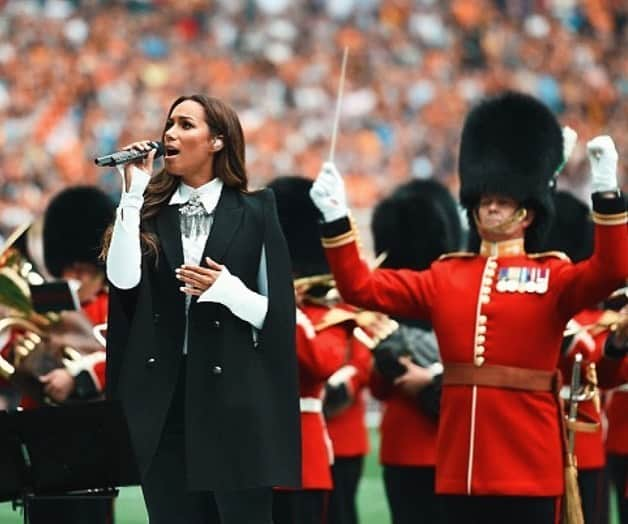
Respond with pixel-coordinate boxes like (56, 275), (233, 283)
(106, 167), (269, 348)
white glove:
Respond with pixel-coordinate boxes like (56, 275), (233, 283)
(310, 161), (349, 222)
(588, 135), (619, 193)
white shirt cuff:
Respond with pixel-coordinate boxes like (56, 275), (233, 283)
(198, 266), (268, 330)
(106, 207), (142, 289)
(106, 166), (147, 289)
(117, 165), (151, 208)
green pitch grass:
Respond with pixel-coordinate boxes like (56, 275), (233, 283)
(0, 430), (619, 523)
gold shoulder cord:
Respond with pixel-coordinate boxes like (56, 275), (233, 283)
(591, 210), (628, 226)
(321, 213), (359, 249)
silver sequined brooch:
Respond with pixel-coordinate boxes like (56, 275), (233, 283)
(179, 193), (211, 238)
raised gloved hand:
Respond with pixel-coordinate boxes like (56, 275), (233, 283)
(587, 135), (619, 193)
(309, 161), (349, 222)
(562, 318), (598, 361)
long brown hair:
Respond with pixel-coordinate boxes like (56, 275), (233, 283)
(101, 95), (248, 262)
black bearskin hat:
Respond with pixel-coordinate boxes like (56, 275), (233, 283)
(542, 191), (593, 263)
(267, 176), (328, 278)
(459, 91), (563, 251)
(43, 186), (115, 277)
(372, 179), (462, 271)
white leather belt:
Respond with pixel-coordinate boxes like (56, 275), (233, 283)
(300, 397), (323, 413)
(616, 384), (628, 392)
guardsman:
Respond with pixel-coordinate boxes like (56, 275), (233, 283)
(0, 186), (115, 524)
(369, 178), (462, 524)
(309, 91), (628, 523)
(0, 187), (113, 409)
(324, 306), (371, 524)
(37, 186), (113, 404)
(604, 289), (628, 524)
(546, 190), (613, 524)
(269, 176), (359, 524)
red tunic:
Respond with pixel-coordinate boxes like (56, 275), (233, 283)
(370, 370), (438, 466)
(0, 330), (20, 390)
(559, 309), (607, 470)
(19, 291), (109, 410)
(325, 333), (371, 458)
(322, 215), (627, 496)
(295, 304), (347, 489)
(78, 291), (108, 390)
(606, 357), (628, 456)
(605, 357), (628, 500)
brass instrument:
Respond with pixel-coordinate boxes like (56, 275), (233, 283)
(0, 224), (87, 402)
(294, 251), (388, 308)
(293, 274), (335, 291)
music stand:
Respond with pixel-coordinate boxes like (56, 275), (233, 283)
(0, 400), (140, 523)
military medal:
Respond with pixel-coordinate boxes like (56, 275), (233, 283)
(496, 266), (547, 294)
(505, 267), (520, 292)
(517, 267), (529, 293)
(525, 268), (537, 293)
(496, 268), (509, 292)
(535, 268), (550, 294)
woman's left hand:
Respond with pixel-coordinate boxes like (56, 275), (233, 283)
(176, 256), (224, 296)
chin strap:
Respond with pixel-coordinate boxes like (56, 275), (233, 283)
(474, 207), (527, 235)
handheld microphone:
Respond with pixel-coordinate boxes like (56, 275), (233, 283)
(94, 141), (164, 167)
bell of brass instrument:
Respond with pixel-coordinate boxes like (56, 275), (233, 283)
(294, 253), (389, 308)
(294, 273), (341, 307)
(0, 223), (84, 401)
(0, 221), (50, 327)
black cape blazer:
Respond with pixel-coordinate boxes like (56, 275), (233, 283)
(106, 185), (301, 490)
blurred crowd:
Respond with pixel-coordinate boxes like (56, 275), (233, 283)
(0, 0), (627, 240)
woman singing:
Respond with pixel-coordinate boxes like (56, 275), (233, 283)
(103, 94), (301, 524)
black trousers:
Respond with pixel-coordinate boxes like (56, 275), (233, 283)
(273, 490), (329, 524)
(441, 494), (556, 524)
(383, 465), (445, 524)
(328, 456), (364, 524)
(608, 454), (628, 524)
(27, 498), (113, 524)
(141, 361), (273, 524)
(578, 468), (608, 524)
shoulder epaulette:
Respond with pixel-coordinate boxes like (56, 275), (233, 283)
(437, 252), (476, 261)
(527, 251), (571, 262)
